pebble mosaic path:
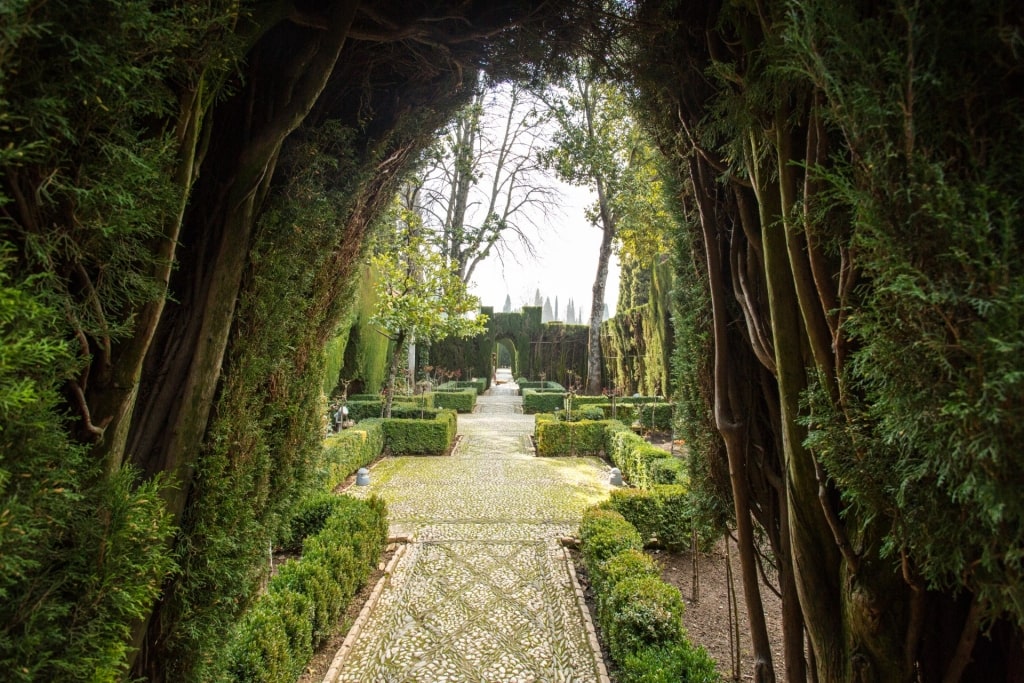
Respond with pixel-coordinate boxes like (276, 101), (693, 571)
(326, 380), (614, 683)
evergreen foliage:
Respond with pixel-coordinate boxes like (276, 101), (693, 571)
(534, 418), (608, 455)
(619, 0), (1024, 675)
(224, 495), (387, 683)
(319, 425), (386, 493)
(578, 507), (719, 680)
(0, 257), (177, 679)
(339, 265), (391, 396)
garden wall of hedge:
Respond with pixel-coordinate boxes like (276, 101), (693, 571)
(604, 423), (685, 489)
(517, 380), (565, 391)
(534, 416), (609, 456)
(344, 399), (435, 422)
(435, 379), (486, 395)
(320, 423), (385, 491)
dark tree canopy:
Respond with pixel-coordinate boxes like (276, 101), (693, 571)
(1, 0), (1021, 681)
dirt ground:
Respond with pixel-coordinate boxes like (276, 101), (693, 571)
(654, 537), (786, 681)
(645, 434), (787, 680)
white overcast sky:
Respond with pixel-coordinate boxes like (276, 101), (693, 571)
(465, 180), (621, 318)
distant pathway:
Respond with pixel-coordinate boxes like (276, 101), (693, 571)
(327, 382), (612, 683)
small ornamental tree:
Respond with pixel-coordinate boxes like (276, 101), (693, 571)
(371, 201), (488, 417)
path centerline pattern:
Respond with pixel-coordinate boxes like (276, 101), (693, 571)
(327, 382), (613, 683)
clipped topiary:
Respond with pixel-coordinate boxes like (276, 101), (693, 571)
(618, 642), (720, 683)
(579, 508), (643, 578)
(226, 589), (314, 683)
(649, 456), (686, 485)
(605, 576), (686, 663)
(595, 548), (662, 625)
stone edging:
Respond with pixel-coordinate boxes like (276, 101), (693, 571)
(562, 545), (611, 683)
(320, 538), (411, 683)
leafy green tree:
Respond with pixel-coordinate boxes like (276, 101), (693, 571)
(544, 73), (673, 393)
(371, 200), (488, 417)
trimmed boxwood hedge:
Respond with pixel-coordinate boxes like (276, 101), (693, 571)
(344, 397), (436, 421)
(573, 395), (658, 407)
(619, 642), (719, 683)
(429, 388), (477, 413)
(226, 495), (387, 683)
(579, 508), (643, 576)
(320, 422), (384, 491)
(636, 402), (673, 432)
(366, 409), (457, 455)
(534, 417), (609, 456)
(605, 575), (686, 661)
(578, 506), (718, 682)
(435, 378), (486, 395)
(604, 423), (684, 488)
(522, 388), (567, 414)
(517, 380), (565, 391)
(601, 485), (702, 551)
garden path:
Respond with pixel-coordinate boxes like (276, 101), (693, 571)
(325, 382), (614, 683)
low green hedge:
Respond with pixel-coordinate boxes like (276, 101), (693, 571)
(573, 395), (658, 407)
(435, 378), (486, 395)
(578, 506), (719, 682)
(226, 496), (388, 683)
(534, 417), (609, 456)
(605, 424), (684, 488)
(346, 400), (440, 422)
(320, 422), (385, 491)
(281, 492), (364, 552)
(606, 575), (687, 661)
(601, 485), (703, 551)
(348, 393), (433, 406)
(637, 402), (673, 432)
(517, 380), (565, 391)
(619, 642), (720, 683)
(429, 388), (477, 413)
(599, 403), (638, 422)
(594, 549), (661, 627)
(367, 409), (457, 455)
(522, 388), (567, 414)
(579, 508), (643, 577)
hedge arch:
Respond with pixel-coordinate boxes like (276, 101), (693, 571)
(429, 305), (589, 388)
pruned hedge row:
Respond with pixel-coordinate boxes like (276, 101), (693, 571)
(345, 399), (436, 422)
(364, 409), (457, 455)
(430, 388), (477, 413)
(578, 508), (718, 682)
(522, 388), (567, 414)
(599, 485), (712, 552)
(320, 422), (385, 491)
(605, 423), (685, 488)
(436, 378), (486, 395)
(226, 495), (388, 683)
(636, 402), (673, 432)
(517, 380), (565, 391)
(534, 416), (609, 456)
(573, 395), (659, 406)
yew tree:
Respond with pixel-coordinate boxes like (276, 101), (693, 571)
(619, 0), (1024, 680)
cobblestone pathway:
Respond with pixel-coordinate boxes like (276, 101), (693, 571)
(327, 383), (612, 683)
